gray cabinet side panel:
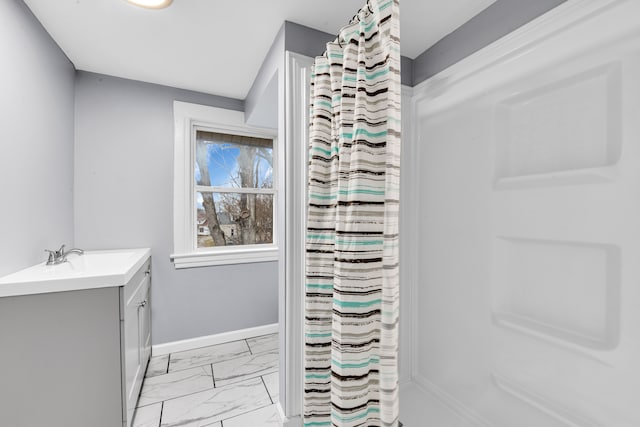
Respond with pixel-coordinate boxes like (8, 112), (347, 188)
(0, 288), (123, 427)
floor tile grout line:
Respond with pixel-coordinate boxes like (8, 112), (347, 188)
(212, 363), (216, 388)
(138, 385), (218, 409)
(140, 359), (275, 405)
(137, 399), (167, 410)
(141, 372), (268, 409)
(138, 367), (215, 409)
(161, 351), (256, 376)
(148, 352), (255, 379)
(155, 335), (276, 375)
(261, 375), (274, 404)
(138, 335), (278, 416)
(155, 389), (274, 426)
(220, 403), (276, 426)
(169, 337), (257, 358)
(214, 367), (279, 389)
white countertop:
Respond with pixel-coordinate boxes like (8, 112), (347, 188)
(0, 248), (151, 298)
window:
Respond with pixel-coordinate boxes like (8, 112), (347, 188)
(195, 129), (274, 248)
(172, 101), (278, 268)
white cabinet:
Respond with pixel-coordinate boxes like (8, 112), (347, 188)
(0, 249), (152, 427)
(122, 258), (152, 426)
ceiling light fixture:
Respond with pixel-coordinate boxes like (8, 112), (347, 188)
(125, 0), (173, 9)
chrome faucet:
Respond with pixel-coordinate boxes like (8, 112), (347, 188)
(45, 244), (84, 265)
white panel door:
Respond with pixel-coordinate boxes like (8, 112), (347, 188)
(413, 1), (640, 426)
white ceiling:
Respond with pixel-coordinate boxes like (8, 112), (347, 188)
(24, 0), (496, 99)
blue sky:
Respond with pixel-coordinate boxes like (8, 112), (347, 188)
(195, 142), (273, 210)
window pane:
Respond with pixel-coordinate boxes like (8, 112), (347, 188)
(195, 130), (273, 189)
(196, 192), (273, 248)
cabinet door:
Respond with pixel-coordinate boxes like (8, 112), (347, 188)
(123, 261), (151, 426)
(123, 287), (141, 413)
(138, 273), (151, 377)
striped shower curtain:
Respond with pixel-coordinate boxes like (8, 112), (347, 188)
(304, 0), (401, 426)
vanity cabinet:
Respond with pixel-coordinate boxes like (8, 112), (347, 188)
(122, 258), (152, 425)
(0, 249), (151, 427)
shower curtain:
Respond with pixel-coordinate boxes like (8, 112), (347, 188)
(304, 0), (401, 426)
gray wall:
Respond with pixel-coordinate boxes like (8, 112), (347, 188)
(284, 21), (414, 86)
(412, 0), (567, 85)
(245, 24), (284, 128)
(74, 72), (278, 345)
(0, 0), (75, 277)
(284, 21), (334, 59)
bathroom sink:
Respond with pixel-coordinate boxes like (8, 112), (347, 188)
(0, 248), (151, 297)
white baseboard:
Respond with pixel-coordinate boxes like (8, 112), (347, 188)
(152, 323), (278, 356)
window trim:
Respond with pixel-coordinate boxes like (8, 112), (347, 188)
(172, 101), (278, 269)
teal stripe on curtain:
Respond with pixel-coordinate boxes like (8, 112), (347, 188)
(304, 0), (401, 426)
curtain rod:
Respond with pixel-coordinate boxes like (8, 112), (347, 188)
(323, 0), (374, 54)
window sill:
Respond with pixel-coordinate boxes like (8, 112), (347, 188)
(170, 246), (279, 269)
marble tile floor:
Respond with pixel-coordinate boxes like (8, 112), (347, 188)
(134, 332), (281, 427)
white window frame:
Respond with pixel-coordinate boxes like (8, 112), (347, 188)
(171, 101), (279, 269)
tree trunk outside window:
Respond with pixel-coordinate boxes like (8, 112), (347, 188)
(196, 143), (227, 246)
